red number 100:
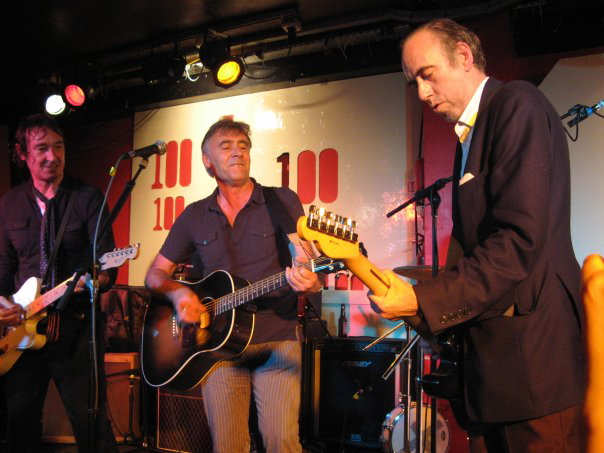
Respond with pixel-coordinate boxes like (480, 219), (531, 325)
(293, 148), (338, 204)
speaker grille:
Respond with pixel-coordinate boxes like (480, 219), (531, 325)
(304, 337), (404, 450)
(156, 387), (212, 452)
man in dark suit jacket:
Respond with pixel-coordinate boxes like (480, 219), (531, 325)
(370, 18), (585, 453)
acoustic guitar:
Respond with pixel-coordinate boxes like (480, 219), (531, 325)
(141, 256), (343, 391)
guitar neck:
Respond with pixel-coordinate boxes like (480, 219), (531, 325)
(214, 257), (330, 315)
(343, 254), (390, 297)
(25, 276), (73, 318)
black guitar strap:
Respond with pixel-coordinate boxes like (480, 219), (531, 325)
(41, 191), (75, 288)
(262, 187), (295, 269)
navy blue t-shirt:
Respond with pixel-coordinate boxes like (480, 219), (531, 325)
(159, 181), (304, 343)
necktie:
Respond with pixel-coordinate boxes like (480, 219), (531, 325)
(33, 187), (62, 342)
(34, 187), (57, 289)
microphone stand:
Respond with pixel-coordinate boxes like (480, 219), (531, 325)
(373, 175), (452, 453)
(75, 154), (149, 452)
(426, 185), (442, 453)
(362, 176), (454, 353)
(386, 176), (453, 219)
(363, 176), (453, 352)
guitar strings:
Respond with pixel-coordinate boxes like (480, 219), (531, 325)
(198, 256), (334, 316)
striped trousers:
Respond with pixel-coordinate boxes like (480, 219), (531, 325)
(201, 340), (303, 453)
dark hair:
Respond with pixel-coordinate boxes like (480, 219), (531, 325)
(201, 118), (251, 154)
(405, 18), (486, 72)
(13, 114), (64, 166)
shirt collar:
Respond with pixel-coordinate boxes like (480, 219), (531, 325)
(454, 76), (489, 143)
(207, 178), (261, 212)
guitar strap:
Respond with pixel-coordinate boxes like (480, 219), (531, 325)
(39, 191), (75, 289)
(263, 187), (307, 318)
(262, 187), (295, 268)
(40, 190), (75, 342)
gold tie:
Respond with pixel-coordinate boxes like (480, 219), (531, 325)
(457, 112), (477, 144)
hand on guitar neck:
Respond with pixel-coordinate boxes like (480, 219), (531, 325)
(367, 269), (419, 318)
(297, 206), (430, 337)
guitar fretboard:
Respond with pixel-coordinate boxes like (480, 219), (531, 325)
(214, 257), (332, 315)
(25, 277), (72, 318)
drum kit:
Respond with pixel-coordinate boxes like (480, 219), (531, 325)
(381, 403), (450, 453)
(372, 265), (468, 453)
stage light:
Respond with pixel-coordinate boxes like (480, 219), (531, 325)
(142, 55), (186, 85)
(215, 58), (244, 87)
(64, 84), (86, 107)
(199, 40), (245, 88)
(45, 94), (66, 116)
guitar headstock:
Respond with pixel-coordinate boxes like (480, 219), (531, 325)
(99, 243), (140, 271)
(297, 205), (361, 259)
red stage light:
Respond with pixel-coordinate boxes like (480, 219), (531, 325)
(64, 84), (86, 107)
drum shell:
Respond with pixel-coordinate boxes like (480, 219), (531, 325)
(381, 404), (449, 453)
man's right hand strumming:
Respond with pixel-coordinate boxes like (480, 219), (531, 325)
(145, 253), (209, 328)
(171, 286), (209, 327)
(0, 296), (24, 327)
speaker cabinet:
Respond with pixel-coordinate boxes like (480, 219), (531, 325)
(302, 337), (404, 450)
(42, 352), (141, 443)
(156, 385), (212, 452)
(105, 352), (141, 442)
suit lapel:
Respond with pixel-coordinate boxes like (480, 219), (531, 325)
(463, 79), (503, 176)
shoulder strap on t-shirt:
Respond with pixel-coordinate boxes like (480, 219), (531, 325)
(262, 186), (295, 269)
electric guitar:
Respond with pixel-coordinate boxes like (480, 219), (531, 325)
(0, 244), (140, 375)
(297, 206), (474, 430)
(141, 257), (343, 391)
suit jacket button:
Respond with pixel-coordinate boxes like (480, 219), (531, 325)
(440, 314), (448, 324)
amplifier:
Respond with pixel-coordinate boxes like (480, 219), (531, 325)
(42, 352), (141, 443)
(302, 337), (405, 450)
(155, 385), (212, 452)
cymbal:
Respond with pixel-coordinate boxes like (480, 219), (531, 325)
(393, 265), (442, 281)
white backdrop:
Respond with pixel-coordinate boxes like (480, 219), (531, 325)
(540, 53), (604, 265)
(131, 72), (416, 337)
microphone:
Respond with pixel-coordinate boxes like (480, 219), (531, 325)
(560, 104), (582, 120)
(124, 141), (167, 159)
(567, 100), (604, 128)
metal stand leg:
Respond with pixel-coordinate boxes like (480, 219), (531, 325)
(416, 345), (424, 453)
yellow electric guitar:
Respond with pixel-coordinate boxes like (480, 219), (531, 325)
(297, 206), (478, 431)
(0, 243), (140, 375)
(296, 205), (391, 296)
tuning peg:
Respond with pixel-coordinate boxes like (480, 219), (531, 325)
(333, 215), (342, 237)
(307, 206), (317, 229)
(350, 220), (358, 242)
(343, 218), (356, 241)
(326, 212), (337, 234)
(318, 209), (329, 232)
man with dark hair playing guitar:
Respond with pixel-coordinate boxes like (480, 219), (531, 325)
(0, 114), (119, 452)
(144, 118), (322, 453)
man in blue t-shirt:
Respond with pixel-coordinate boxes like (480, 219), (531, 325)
(145, 118), (321, 453)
